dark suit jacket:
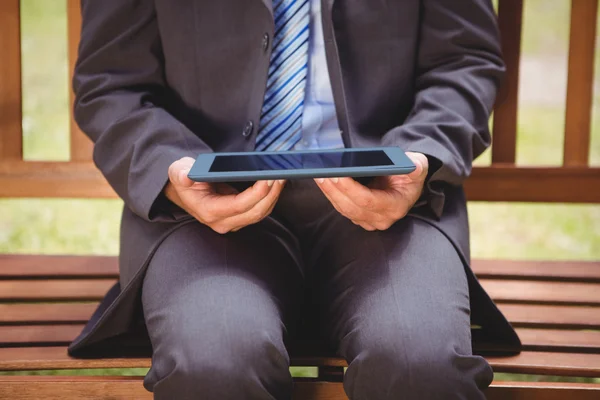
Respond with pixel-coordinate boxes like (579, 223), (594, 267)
(68, 0), (521, 357)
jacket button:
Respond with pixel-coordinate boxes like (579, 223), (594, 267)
(242, 120), (254, 137)
(262, 33), (270, 53)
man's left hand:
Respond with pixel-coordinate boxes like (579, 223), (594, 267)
(314, 152), (429, 231)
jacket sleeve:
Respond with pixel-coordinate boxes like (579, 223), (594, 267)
(74, 0), (211, 221)
(382, 0), (504, 218)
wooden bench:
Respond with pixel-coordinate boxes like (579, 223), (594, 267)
(1, 0), (600, 398)
(1, 256), (600, 399)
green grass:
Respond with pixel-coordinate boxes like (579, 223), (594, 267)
(20, 0), (70, 161)
(1, 0), (599, 383)
(0, 198), (122, 255)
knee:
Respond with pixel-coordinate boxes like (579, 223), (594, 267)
(344, 330), (492, 400)
(146, 325), (292, 398)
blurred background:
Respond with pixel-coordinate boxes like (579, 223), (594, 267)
(1, 0), (598, 259)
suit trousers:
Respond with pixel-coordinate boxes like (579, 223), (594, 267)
(141, 180), (493, 399)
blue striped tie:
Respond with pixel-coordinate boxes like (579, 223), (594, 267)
(255, 0), (310, 151)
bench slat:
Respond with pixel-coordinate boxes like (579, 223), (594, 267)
(1, 347), (600, 377)
(0, 376), (151, 400)
(0, 280), (115, 301)
(2, 325), (600, 354)
(0, 378), (598, 400)
(2, 279), (599, 304)
(486, 382), (600, 400)
(481, 280), (600, 305)
(0, 255), (118, 278)
(487, 351), (600, 377)
(517, 328), (600, 353)
(472, 260), (600, 282)
(498, 304), (600, 329)
(2, 302), (599, 329)
(2, 255), (599, 281)
(4, 164), (600, 202)
(0, 304), (96, 324)
(0, 325), (84, 346)
(0, 347), (150, 370)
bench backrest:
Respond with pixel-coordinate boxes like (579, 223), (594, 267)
(0, 0), (599, 202)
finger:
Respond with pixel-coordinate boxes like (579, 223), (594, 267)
(315, 179), (350, 215)
(233, 194), (278, 232)
(215, 180), (285, 232)
(316, 181), (388, 230)
(168, 157), (197, 188)
(241, 179), (285, 221)
(334, 177), (379, 210)
(214, 183), (239, 195)
(317, 179), (379, 222)
(204, 180), (273, 219)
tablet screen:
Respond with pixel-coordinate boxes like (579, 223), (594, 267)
(209, 150), (393, 172)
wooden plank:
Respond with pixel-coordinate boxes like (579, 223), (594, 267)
(499, 304), (600, 329)
(0, 347), (151, 371)
(481, 280), (600, 306)
(0, 304), (97, 324)
(0, 161), (115, 198)
(466, 166), (600, 203)
(67, 0), (93, 162)
(0, 377), (349, 400)
(486, 382), (600, 400)
(472, 259), (600, 282)
(4, 302), (598, 330)
(0, 0), (23, 160)
(563, 0), (598, 166)
(0, 377), (598, 400)
(5, 255), (599, 282)
(3, 324), (600, 354)
(0, 255), (119, 278)
(0, 325), (84, 346)
(488, 351), (600, 377)
(0, 280), (115, 301)
(0, 254), (600, 282)
(0, 378), (597, 400)
(2, 347), (600, 378)
(491, 0), (523, 164)
(515, 328), (600, 353)
(3, 255), (598, 282)
(0, 376), (151, 400)
(1, 162), (599, 202)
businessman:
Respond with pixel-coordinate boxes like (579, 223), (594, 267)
(69, 0), (521, 399)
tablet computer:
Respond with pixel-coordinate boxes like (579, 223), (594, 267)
(187, 147), (415, 182)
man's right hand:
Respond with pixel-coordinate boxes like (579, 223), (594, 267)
(165, 157), (285, 234)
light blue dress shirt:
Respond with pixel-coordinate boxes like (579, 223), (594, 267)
(294, 0), (344, 150)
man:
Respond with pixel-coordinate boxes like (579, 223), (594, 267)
(69, 0), (521, 399)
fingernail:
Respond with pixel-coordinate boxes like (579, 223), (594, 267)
(316, 178), (325, 184)
(267, 180), (274, 187)
(331, 177), (339, 184)
(278, 180), (285, 185)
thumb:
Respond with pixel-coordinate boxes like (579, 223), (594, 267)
(178, 168), (195, 188)
(168, 157), (196, 189)
(405, 152), (429, 181)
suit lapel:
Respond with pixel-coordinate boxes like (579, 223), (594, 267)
(320, 0), (351, 146)
(261, 0), (273, 18)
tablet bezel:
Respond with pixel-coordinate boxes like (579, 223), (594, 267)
(187, 147), (415, 182)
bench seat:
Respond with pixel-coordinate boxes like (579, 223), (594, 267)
(1, 376), (599, 400)
(0, 254), (599, 399)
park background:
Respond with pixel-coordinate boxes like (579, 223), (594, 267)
(0, 0), (598, 382)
